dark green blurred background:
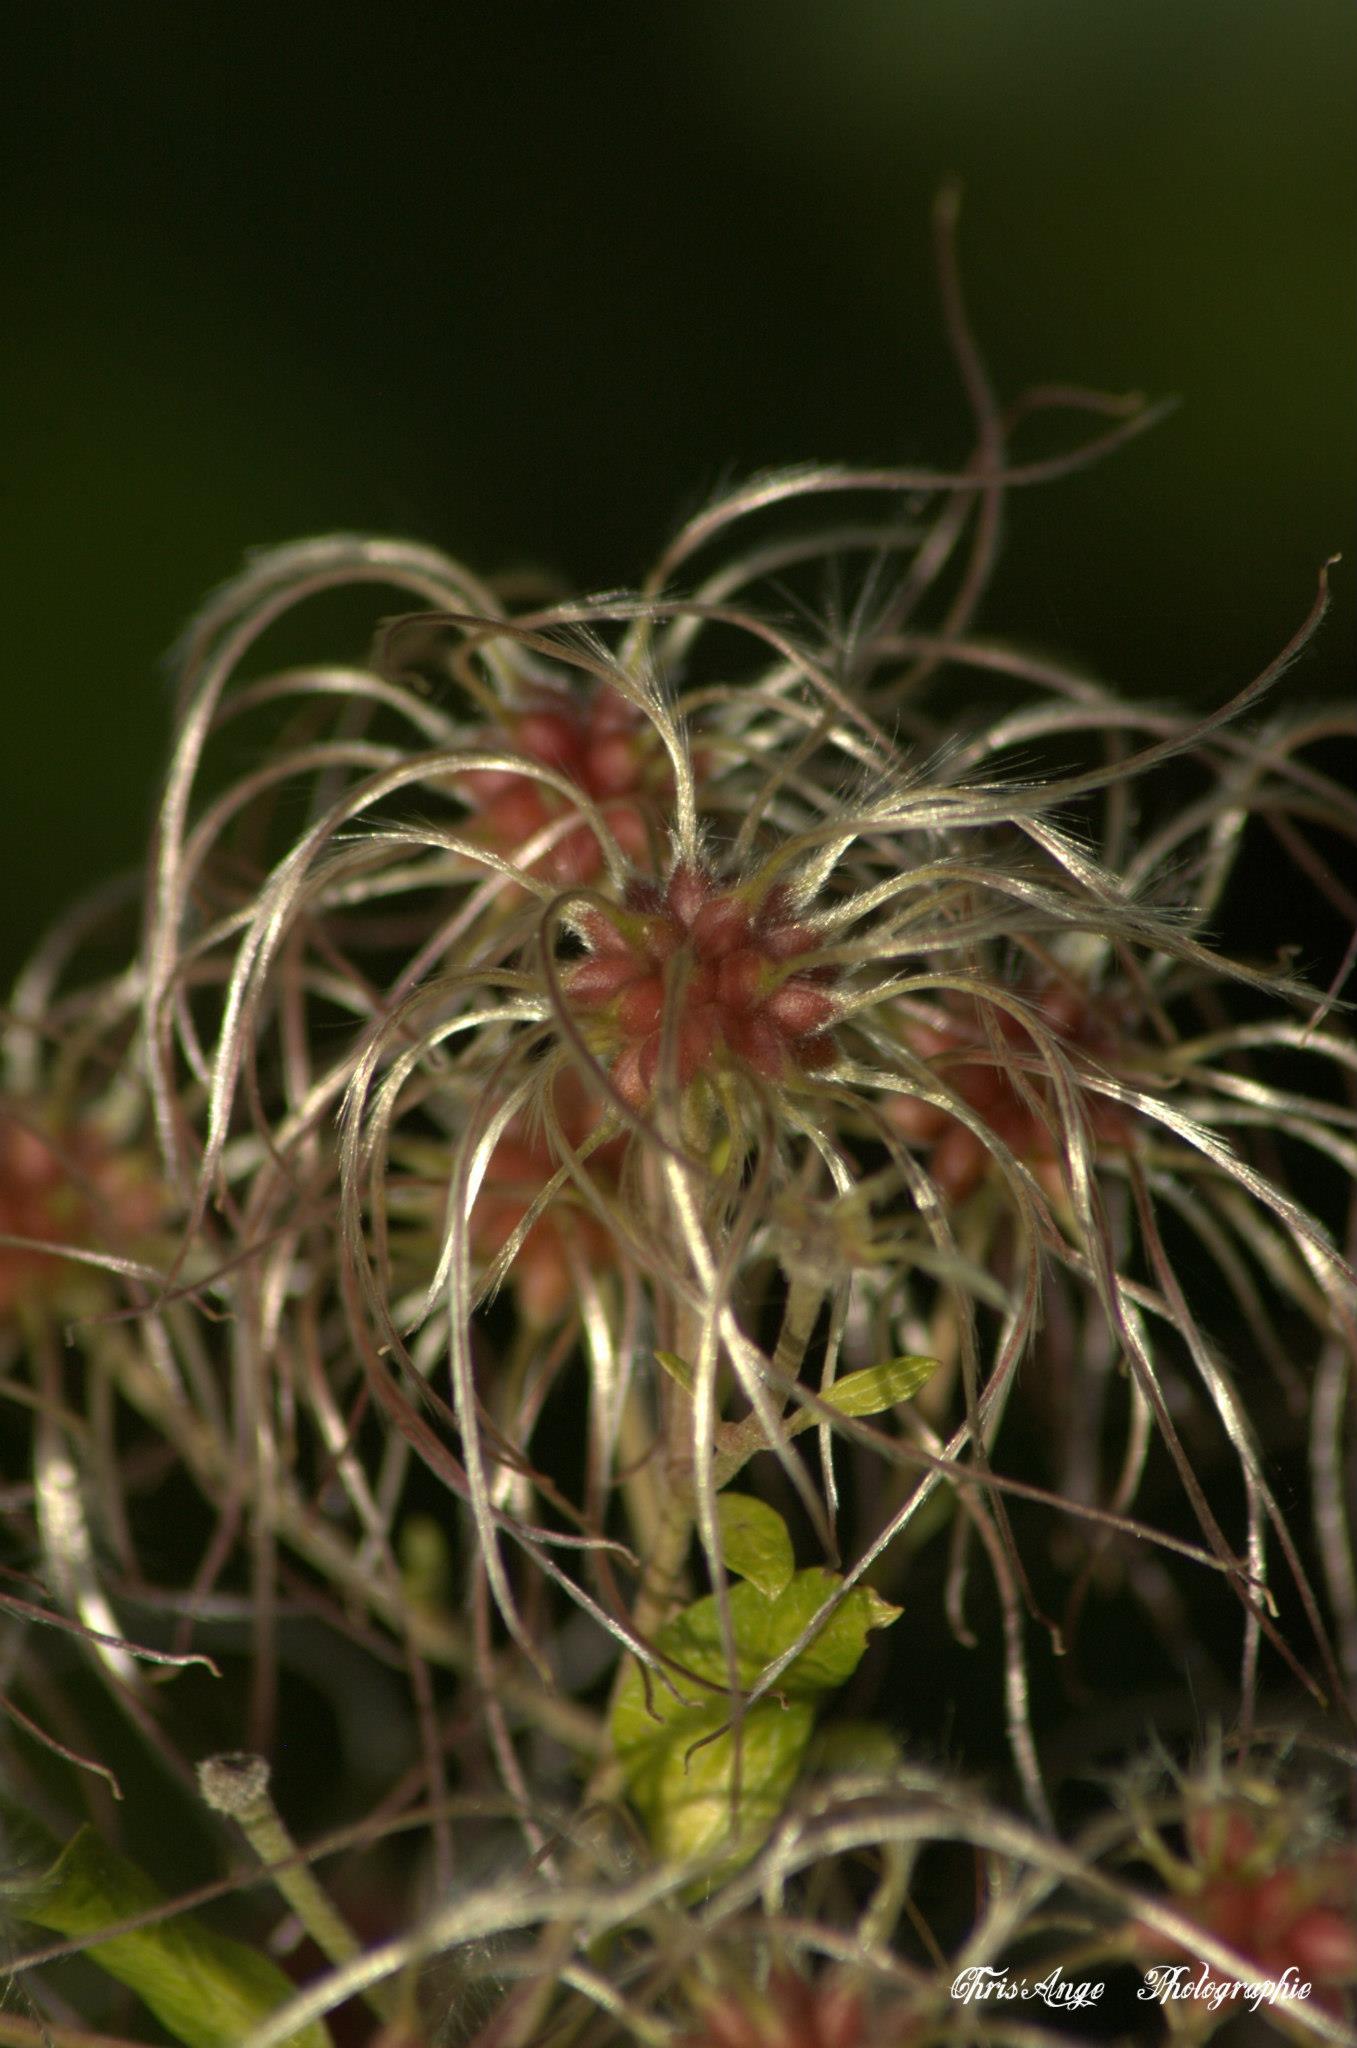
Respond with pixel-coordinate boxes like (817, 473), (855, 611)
(4, 1), (1354, 987)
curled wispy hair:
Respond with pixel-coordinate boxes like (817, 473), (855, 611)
(135, 492), (1354, 1836)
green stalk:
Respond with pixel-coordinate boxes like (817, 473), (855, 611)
(197, 1754), (398, 2026)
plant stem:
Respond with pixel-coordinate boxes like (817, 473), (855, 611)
(497, 1329), (702, 2048)
(197, 1752), (398, 2025)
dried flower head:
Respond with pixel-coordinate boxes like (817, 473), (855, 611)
(1122, 1748), (1357, 2022)
(7, 200), (1350, 2048)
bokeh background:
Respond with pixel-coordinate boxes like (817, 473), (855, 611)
(4, 0), (1354, 988)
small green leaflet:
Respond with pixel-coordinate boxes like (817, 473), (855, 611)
(618, 1693), (815, 1875)
(654, 1348), (695, 1393)
(814, 1354), (938, 1419)
(10, 1826), (332, 2048)
(710, 1354), (939, 1486)
(809, 1718), (905, 1779)
(716, 1493), (794, 1598)
(656, 1350), (937, 1424)
(611, 1567), (899, 1872)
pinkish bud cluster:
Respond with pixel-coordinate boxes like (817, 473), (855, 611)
(457, 682), (667, 884)
(468, 1069), (627, 1324)
(888, 979), (1136, 1202)
(0, 1101), (162, 1321)
(565, 863), (838, 1109)
(678, 1972), (869, 2048)
(1143, 1802), (1357, 2012)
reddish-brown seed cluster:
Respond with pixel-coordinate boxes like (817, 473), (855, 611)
(469, 1070), (626, 1322)
(457, 683), (667, 885)
(564, 864), (837, 1109)
(0, 1102), (162, 1320)
(678, 1972), (868, 2048)
(887, 980), (1135, 1202)
(1141, 1804), (1357, 2012)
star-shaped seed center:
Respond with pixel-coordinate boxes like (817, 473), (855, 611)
(565, 864), (837, 1107)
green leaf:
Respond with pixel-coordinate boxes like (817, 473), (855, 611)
(654, 1348), (695, 1394)
(610, 1567), (898, 1875)
(809, 1354), (939, 1421)
(626, 1696), (814, 1869)
(399, 1511), (453, 1613)
(715, 1494), (794, 1598)
(756, 1568), (901, 1694)
(11, 1827), (332, 2048)
(614, 1570), (899, 1743)
(808, 1718), (905, 1780)
(709, 1355), (940, 1487)
(668, 1568), (897, 1696)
